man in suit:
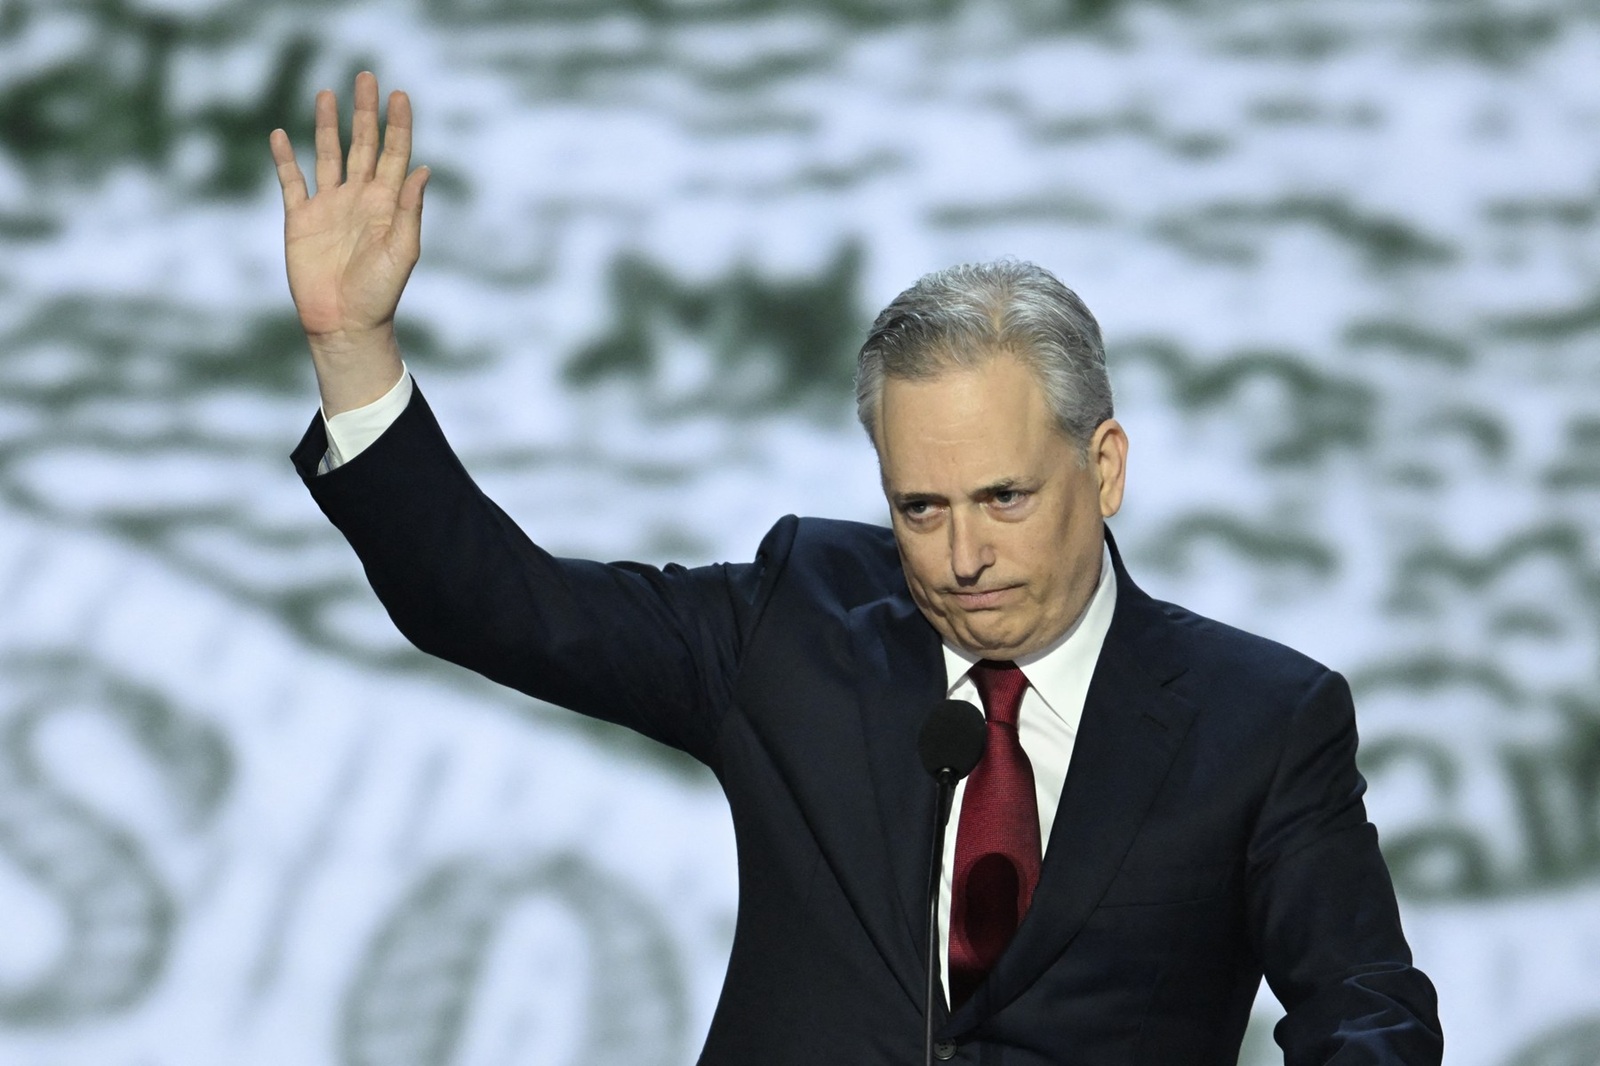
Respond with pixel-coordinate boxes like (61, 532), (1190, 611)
(273, 74), (1442, 1064)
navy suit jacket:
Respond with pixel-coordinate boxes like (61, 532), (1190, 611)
(294, 387), (1441, 1065)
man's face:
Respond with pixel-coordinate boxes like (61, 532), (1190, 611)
(874, 352), (1127, 660)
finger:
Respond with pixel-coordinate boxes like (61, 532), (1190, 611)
(269, 128), (309, 209)
(374, 89), (413, 191)
(347, 71), (381, 183)
(391, 165), (430, 257)
(313, 89), (342, 193)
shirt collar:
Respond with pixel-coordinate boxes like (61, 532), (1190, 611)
(940, 540), (1118, 728)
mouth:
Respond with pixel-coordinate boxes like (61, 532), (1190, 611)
(946, 586), (1018, 610)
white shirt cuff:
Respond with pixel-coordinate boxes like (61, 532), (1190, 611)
(319, 366), (413, 473)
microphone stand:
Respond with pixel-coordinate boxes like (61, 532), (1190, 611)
(917, 697), (984, 1065)
(925, 768), (958, 1066)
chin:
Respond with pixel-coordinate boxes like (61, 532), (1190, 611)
(954, 627), (1022, 657)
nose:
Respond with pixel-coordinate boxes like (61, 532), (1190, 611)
(948, 507), (994, 584)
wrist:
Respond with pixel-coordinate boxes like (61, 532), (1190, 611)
(306, 322), (397, 363)
(308, 327), (406, 417)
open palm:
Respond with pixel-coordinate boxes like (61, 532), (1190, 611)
(270, 72), (430, 344)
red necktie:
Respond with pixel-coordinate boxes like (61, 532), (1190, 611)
(948, 659), (1041, 1009)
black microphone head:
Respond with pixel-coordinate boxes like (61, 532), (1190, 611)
(918, 699), (987, 781)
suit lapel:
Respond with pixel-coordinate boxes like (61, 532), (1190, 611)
(943, 541), (1199, 1032)
(848, 591), (949, 1013)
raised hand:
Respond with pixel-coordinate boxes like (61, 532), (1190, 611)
(270, 72), (430, 415)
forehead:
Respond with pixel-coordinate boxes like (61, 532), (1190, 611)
(881, 348), (1049, 417)
(874, 354), (1065, 487)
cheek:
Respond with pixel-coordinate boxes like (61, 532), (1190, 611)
(1007, 528), (1072, 602)
(904, 554), (943, 595)
(1003, 525), (1054, 573)
(894, 535), (941, 592)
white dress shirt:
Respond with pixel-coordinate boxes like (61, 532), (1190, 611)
(319, 366), (414, 472)
(321, 369), (1121, 1006)
(938, 542), (1117, 1004)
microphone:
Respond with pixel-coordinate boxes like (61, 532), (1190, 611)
(917, 699), (986, 1065)
(920, 698), (987, 784)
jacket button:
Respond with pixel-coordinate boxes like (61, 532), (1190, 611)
(933, 1039), (958, 1060)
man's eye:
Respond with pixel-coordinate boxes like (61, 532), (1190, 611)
(901, 501), (935, 520)
(992, 490), (1022, 507)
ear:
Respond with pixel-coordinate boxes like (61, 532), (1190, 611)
(1089, 419), (1128, 518)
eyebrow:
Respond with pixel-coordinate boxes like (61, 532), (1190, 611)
(977, 477), (1026, 495)
(888, 477), (1036, 508)
(889, 490), (943, 508)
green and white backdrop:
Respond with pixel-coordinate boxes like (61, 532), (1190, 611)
(1, 0), (1598, 1062)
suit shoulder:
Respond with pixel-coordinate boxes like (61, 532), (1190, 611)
(1135, 590), (1338, 702)
(753, 516), (904, 607)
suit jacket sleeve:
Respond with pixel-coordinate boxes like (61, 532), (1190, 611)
(290, 384), (789, 767)
(1246, 668), (1443, 1064)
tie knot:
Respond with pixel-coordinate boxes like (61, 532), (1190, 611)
(970, 659), (1028, 727)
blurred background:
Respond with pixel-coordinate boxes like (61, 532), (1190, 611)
(1, 0), (1598, 1062)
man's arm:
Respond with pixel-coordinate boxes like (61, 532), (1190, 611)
(293, 384), (779, 762)
(273, 76), (778, 761)
(1246, 670), (1443, 1064)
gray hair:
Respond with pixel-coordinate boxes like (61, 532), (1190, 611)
(855, 260), (1113, 456)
